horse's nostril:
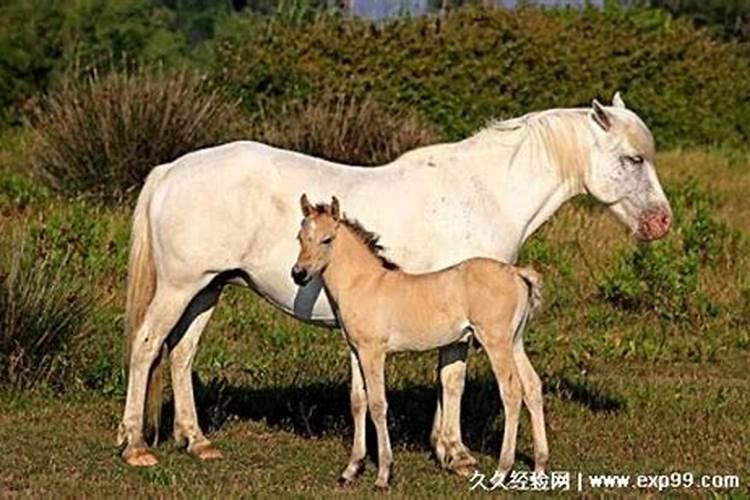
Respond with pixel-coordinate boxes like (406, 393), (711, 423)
(657, 210), (672, 231)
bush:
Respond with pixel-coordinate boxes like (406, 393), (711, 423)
(210, 6), (750, 147)
(28, 65), (249, 196)
(259, 94), (442, 165)
(0, 240), (91, 391)
(598, 181), (740, 323)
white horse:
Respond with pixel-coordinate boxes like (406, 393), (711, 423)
(118, 94), (672, 469)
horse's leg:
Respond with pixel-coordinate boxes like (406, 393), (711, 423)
(480, 330), (522, 485)
(170, 284), (222, 460)
(431, 341), (476, 475)
(119, 285), (195, 467)
(358, 346), (392, 490)
(339, 350), (367, 484)
(513, 345), (548, 473)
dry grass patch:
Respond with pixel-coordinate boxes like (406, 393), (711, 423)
(28, 65), (249, 197)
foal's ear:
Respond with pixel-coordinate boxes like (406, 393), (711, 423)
(590, 99), (612, 132)
(300, 193), (313, 217)
(612, 91), (626, 109)
(330, 196), (340, 220)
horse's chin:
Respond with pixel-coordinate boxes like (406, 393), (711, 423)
(609, 200), (672, 242)
(634, 229), (667, 242)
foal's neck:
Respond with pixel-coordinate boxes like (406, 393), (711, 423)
(321, 226), (389, 305)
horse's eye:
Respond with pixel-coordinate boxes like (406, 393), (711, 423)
(627, 155), (644, 165)
(321, 236), (334, 245)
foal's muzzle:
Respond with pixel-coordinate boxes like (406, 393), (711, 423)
(291, 264), (311, 286)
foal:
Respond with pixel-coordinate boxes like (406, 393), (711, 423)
(292, 195), (548, 489)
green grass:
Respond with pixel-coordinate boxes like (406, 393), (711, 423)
(0, 147), (748, 496)
(1, 356), (747, 496)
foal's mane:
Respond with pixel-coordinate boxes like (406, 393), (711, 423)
(311, 203), (400, 270)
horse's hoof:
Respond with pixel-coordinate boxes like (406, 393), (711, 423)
(123, 448), (159, 467)
(446, 448), (477, 476)
(190, 443), (223, 461)
(374, 481), (389, 492)
(454, 465), (474, 478)
(337, 476), (353, 488)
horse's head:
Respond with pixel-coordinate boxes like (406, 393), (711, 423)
(292, 194), (341, 286)
(584, 93), (672, 241)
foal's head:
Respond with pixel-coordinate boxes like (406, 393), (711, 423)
(292, 194), (341, 286)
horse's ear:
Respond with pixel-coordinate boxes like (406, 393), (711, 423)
(331, 196), (340, 220)
(300, 193), (313, 216)
(591, 99), (611, 132)
(612, 91), (626, 109)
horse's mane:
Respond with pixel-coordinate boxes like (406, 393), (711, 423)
(482, 109), (591, 186)
(312, 203), (400, 270)
(481, 107), (655, 186)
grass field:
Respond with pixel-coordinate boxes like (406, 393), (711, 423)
(1, 145), (748, 497)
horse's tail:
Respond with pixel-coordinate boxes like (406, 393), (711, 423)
(516, 267), (543, 319)
(125, 164), (170, 445)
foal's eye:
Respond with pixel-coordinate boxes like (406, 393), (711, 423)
(626, 155), (645, 165)
(321, 236), (334, 245)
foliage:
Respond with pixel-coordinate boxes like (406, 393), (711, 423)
(0, 0), (194, 125)
(0, 239), (91, 391)
(210, 5), (750, 147)
(599, 181), (742, 323)
(28, 64), (248, 196)
(259, 94), (443, 165)
(4, 3), (750, 147)
(647, 0), (750, 42)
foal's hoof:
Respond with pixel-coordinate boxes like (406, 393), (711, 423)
(190, 443), (224, 461)
(123, 448), (159, 467)
(490, 468), (510, 488)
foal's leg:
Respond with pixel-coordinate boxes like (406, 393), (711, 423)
(513, 344), (548, 473)
(481, 332), (522, 484)
(118, 285), (195, 467)
(431, 342), (476, 476)
(358, 347), (392, 490)
(170, 290), (221, 460)
(339, 350), (367, 484)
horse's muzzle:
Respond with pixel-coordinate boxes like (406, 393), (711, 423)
(637, 206), (672, 241)
(291, 265), (311, 286)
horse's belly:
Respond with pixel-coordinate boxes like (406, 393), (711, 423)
(242, 258), (337, 325)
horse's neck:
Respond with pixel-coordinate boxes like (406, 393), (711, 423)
(512, 169), (582, 247)
(469, 120), (589, 253)
(321, 228), (386, 304)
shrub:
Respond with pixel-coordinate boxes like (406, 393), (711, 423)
(259, 94), (442, 165)
(210, 6), (750, 147)
(598, 181), (738, 322)
(28, 64), (249, 196)
(0, 240), (91, 391)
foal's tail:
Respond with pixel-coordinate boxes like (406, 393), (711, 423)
(516, 267), (543, 319)
(125, 164), (170, 445)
